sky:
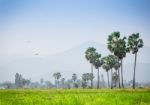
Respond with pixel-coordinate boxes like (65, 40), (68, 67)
(0, 0), (150, 56)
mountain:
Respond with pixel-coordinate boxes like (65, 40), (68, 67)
(0, 41), (150, 83)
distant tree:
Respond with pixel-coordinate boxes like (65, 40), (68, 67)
(112, 72), (119, 87)
(113, 61), (121, 87)
(72, 73), (77, 88)
(93, 52), (103, 89)
(107, 32), (127, 88)
(108, 55), (118, 89)
(60, 78), (65, 88)
(53, 72), (61, 88)
(3, 81), (12, 89)
(15, 73), (31, 88)
(40, 78), (44, 85)
(22, 79), (28, 87)
(74, 83), (79, 88)
(72, 73), (77, 83)
(82, 73), (94, 88)
(127, 33), (144, 89)
(82, 73), (89, 88)
(15, 73), (23, 88)
(102, 63), (110, 88)
(88, 73), (95, 87)
(85, 47), (96, 88)
(81, 81), (87, 88)
(76, 79), (82, 88)
(102, 55), (117, 88)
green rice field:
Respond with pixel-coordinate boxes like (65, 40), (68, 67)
(0, 89), (150, 105)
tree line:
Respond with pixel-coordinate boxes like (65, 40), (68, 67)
(85, 32), (143, 89)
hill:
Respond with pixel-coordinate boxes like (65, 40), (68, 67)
(0, 41), (150, 83)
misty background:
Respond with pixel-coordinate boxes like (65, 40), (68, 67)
(0, 0), (150, 83)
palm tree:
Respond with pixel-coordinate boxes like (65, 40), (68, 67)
(93, 52), (103, 89)
(127, 33), (143, 89)
(107, 32), (127, 88)
(102, 56), (111, 88)
(72, 73), (77, 83)
(61, 78), (65, 88)
(102, 62), (110, 88)
(85, 47), (96, 88)
(72, 73), (77, 88)
(102, 55), (117, 89)
(53, 72), (61, 88)
(113, 61), (121, 87)
(112, 72), (118, 87)
(82, 73), (90, 88)
(108, 55), (118, 89)
(89, 73), (95, 87)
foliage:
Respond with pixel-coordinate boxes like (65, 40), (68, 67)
(127, 33), (144, 54)
(107, 32), (127, 60)
(127, 33), (144, 89)
(85, 47), (96, 64)
(72, 73), (77, 82)
(15, 73), (31, 88)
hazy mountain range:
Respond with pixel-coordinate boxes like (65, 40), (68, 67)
(0, 41), (150, 83)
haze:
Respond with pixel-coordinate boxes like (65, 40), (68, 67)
(0, 0), (150, 83)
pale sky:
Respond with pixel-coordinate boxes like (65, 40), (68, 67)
(0, 0), (150, 83)
(0, 0), (150, 56)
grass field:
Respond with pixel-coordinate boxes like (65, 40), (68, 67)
(0, 89), (150, 105)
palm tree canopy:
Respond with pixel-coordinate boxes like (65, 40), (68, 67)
(82, 73), (89, 81)
(72, 73), (77, 81)
(102, 56), (110, 72)
(93, 52), (102, 69)
(89, 73), (95, 80)
(113, 61), (121, 70)
(94, 59), (103, 69)
(82, 73), (94, 81)
(53, 73), (57, 79)
(61, 78), (65, 83)
(85, 47), (97, 64)
(53, 72), (61, 80)
(102, 63), (110, 72)
(102, 55), (118, 71)
(127, 33), (144, 54)
(107, 32), (127, 60)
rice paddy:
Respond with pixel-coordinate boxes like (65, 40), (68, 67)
(0, 89), (150, 105)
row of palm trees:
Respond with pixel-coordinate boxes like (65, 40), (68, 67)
(53, 72), (79, 88)
(85, 32), (143, 89)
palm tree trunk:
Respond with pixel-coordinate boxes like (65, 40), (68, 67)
(118, 68), (121, 88)
(114, 72), (117, 87)
(121, 59), (124, 88)
(57, 80), (59, 88)
(73, 80), (75, 88)
(107, 71), (110, 88)
(97, 68), (100, 89)
(56, 80), (58, 88)
(91, 64), (93, 88)
(117, 59), (121, 88)
(133, 53), (137, 89)
(111, 69), (113, 89)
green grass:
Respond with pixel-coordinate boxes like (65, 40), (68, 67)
(0, 89), (150, 105)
